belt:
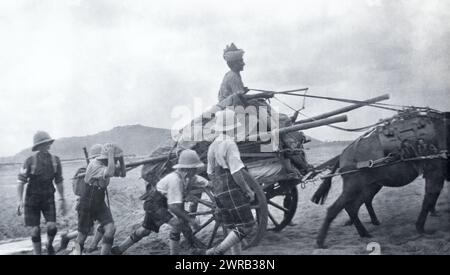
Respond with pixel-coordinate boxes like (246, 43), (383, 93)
(85, 182), (105, 190)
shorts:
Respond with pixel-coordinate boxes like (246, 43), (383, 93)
(77, 185), (114, 234)
(141, 189), (173, 232)
(24, 193), (56, 227)
(142, 198), (173, 233)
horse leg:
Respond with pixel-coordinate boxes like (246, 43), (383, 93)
(429, 206), (439, 217)
(366, 185), (382, 226)
(416, 170), (444, 234)
(343, 218), (353, 226)
(317, 193), (352, 248)
(343, 185), (381, 226)
(345, 194), (372, 238)
(365, 200), (380, 226)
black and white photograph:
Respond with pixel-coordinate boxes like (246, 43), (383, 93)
(0, 0), (449, 259)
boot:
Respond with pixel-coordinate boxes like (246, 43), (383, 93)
(58, 233), (70, 252)
(230, 243), (242, 255)
(111, 236), (135, 255)
(72, 242), (83, 255)
(46, 244), (55, 255)
(101, 243), (112, 255)
(85, 245), (100, 253)
(169, 239), (181, 255)
(32, 242), (42, 255)
(206, 231), (240, 255)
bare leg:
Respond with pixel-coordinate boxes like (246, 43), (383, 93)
(86, 225), (104, 253)
(112, 226), (151, 255)
(57, 230), (78, 252)
(100, 222), (115, 255)
(74, 232), (88, 255)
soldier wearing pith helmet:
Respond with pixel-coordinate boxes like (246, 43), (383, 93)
(17, 131), (66, 255)
(112, 149), (209, 255)
(74, 143), (126, 255)
(58, 144), (106, 253)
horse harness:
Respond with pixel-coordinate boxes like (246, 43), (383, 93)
(321, 108), (448, 179)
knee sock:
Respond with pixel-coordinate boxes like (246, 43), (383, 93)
(31, 235), (42, 255)
(47, 227), (57, 247)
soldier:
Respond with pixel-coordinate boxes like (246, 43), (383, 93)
(203, 109), (256, 255)
(112, 149), (207, 255)
(17, 131), (66, 255)
(74, 143), (126, 255)
(58, 144), (105, 253)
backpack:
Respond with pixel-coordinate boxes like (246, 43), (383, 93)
(72, 167), (87, 196)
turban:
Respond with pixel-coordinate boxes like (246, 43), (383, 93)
(223, 43), (245, 62)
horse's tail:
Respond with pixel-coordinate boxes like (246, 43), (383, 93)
(311, 159), (340, 205)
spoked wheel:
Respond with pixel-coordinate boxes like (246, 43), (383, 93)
(189, 172), (268, 250)
(264, 180), (299, 232)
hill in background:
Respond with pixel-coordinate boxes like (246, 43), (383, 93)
(0, 124), (347, 164)
(1, 125), (171, 163)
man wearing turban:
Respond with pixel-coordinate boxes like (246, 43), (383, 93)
(218, 43), (247, 102)
(218, 43), (278, 133)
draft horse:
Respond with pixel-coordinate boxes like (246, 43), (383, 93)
(311, 109), (449, 248)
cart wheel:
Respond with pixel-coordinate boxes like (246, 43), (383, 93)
(265, 181), (298, 232)
(190, 172), (268, 250)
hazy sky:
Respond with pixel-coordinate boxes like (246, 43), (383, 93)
(0, 0), (449, 156)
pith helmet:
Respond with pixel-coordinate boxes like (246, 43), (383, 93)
(88, 144), (103, 159)
(173, 149), (204, 169)
(213, 108), (242, 132)
(97, 143), (124, 160)
(32, 131), (55, 151)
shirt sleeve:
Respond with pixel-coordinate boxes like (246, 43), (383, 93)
(225, 141), (245, 174)
(192, 175), (209, 188)
(166, 179), (184, 205)
(54, 156), (64, 184)
(17, 158), (31, 184)
(84, 162), (108, 183)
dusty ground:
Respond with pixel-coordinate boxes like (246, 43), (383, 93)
(0, 144), (449, 255)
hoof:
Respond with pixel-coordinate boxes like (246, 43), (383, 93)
(372, 220), (381, 226)
(343, 220), (353, 226)
(422, 229), (436, 235)
(430, 211), (440, 217)
(316, 241), (327, 249)
(416, 225), (425, 235)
